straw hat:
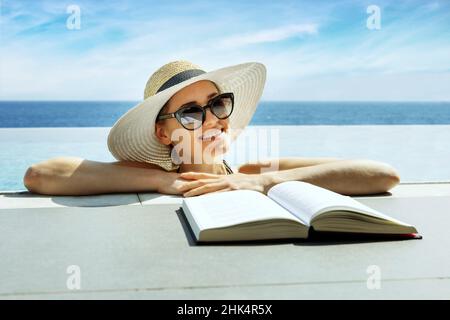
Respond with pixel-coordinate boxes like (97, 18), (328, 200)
(107, 60), (267, 171)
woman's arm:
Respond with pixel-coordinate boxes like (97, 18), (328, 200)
(237, 157), (344, 173)
(23, 156), (182, 196)
(260, 158), (401, 195)
(178, 158), (401, 197)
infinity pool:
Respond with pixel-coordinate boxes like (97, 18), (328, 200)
(1, 125), (449, 191)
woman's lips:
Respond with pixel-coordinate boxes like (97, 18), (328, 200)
(199, 128), (225, 142)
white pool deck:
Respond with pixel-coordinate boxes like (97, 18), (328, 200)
(1, 182), (450, 299)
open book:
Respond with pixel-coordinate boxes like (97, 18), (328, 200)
(181, 181), (421, 242)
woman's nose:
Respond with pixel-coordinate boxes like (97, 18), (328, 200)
(202, 107), (219, 128)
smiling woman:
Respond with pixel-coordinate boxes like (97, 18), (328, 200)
(23, 60), (400, 197)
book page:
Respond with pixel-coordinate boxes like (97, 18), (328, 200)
(182, 189), (305, 231)
(267, 181), (403, 224)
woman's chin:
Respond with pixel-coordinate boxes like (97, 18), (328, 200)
(198, 139), (230, 158)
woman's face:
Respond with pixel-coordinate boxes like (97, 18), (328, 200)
(155, 80), (231, 164)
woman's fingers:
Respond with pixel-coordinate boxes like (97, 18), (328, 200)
(178, 181), (201, 193)
(178, 179), (211, 192)
(183, 182), (228, 197)
(179, 172), (220, 180)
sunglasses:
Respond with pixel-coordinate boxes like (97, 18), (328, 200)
(156, 92), (234, 130)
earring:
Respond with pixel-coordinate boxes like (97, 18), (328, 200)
(170, 144), (182, 165)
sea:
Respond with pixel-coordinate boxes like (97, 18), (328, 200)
(1, 101), (450, 127)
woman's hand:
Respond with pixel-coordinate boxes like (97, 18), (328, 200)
(177, 172), (275, 197)
(156, 172), (194, 195)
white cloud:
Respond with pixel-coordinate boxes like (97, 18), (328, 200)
(218, 24), (318, 48)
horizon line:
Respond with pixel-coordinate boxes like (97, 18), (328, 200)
(1, 99), (450, 103)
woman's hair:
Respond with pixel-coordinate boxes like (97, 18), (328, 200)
(155, 101), (169, 124)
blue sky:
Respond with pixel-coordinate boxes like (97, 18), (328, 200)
(0, 0), (449, 100)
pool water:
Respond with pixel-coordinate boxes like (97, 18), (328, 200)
(1, 125), (449, 191)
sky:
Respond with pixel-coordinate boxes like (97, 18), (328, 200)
(0, 0), (449, 101)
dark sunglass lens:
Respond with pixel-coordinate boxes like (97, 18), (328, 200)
(211, 96), (233, 119)
(179, 106), (203, 129)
